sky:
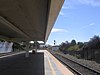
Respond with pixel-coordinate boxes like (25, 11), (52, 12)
(46, 0), (100, 45)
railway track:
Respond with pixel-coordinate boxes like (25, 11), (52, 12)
(51, 52), (100, 75)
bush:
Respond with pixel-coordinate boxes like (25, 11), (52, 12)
(67, 45), (79, 51)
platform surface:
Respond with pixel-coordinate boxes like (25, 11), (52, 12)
(0, 50), (74, 75)
(39, 50), (74, 75)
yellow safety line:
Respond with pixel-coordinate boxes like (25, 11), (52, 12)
(45, 51), (56, 75)
(46, 50), (74, 75)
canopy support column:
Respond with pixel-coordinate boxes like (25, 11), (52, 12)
(25, 41), (29, 58)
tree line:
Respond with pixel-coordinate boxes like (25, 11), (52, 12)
(59, 35), (100, 63)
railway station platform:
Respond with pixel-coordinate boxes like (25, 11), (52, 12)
(0, 50), (74, 75)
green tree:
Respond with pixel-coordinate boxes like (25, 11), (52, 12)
(77, 42), (84, 48)
(71, 40), (76, 46)
(68, 45), (79, 51)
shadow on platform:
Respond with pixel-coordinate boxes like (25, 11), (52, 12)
(0, 53), (44, 75)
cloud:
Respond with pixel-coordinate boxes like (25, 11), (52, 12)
(62, 6), (75, 10)
(62, 0), (75, 10)
(62, 6), (69, 9)
(78, 0), (100, 6)
(64, 0), (100, 7)
(59, 12), (64, 16)
(89, 23), (95, 26)
(80, 23), (95, 29)
(51, 28), (68, 33)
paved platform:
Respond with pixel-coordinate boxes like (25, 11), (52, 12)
(39, 50), (74, 75)
(0, 50), (74, 75)
(0, 52), (44, 75)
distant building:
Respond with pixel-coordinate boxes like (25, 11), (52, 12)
(52, 46), (59, 51)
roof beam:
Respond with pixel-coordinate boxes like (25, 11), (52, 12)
(0, 35), (9, 39)
(0, 16), (30, 39)
(45, 0), (64, 42)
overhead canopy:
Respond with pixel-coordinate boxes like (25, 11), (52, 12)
(0, 0), (64, 42)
